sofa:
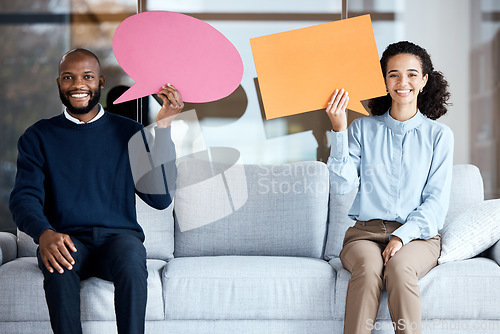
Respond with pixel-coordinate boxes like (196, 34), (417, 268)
(0, 160), (499, 334)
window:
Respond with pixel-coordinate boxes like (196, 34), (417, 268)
(1, 0), (497, 233)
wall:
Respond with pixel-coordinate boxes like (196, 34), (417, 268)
(469, 0), (500, 199)
(400, 0), (471, 165)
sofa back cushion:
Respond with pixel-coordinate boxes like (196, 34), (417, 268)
(323, 164), (485, 260)
(16, 195), (174, 261)
(323, 188), (358, 260)
(447, 164), (484, 211)
(173, 160), (329, 258)
(17, 229), (37, 258)
(136, 195), (175, 261)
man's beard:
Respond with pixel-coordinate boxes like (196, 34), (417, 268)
(59, 88), (101, 115)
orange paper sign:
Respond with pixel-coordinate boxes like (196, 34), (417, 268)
(250, 15), (386, 119)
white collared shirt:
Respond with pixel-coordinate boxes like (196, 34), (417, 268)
(63, 104), (105, 124)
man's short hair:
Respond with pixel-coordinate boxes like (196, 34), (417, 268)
(59, 48), (101, 71)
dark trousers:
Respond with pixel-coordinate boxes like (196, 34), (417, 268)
(37, 228), (148, 334)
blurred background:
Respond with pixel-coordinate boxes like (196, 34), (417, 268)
(0, 0), (498, 234)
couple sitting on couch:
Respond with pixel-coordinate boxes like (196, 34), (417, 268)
(9, 41), (452, 334)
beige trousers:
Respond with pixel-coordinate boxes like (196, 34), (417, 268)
(339, 219), (441, 334)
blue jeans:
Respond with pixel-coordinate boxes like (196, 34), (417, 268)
(37, 228), (147, 334)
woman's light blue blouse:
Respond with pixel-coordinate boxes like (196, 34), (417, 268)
(327, 110), (454, 245)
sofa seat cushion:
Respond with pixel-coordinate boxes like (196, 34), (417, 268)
(163, 256), (335, 320)
(0, 257), (167, 321)
(330, 257), (500, 321)
(0, 257), (49, 322)
(417, 258), (500, 319)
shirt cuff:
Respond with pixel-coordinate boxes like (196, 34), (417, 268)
(391, 221), (421, 245)
(30, 220), (55, 244)
(329, 129), (349, 160)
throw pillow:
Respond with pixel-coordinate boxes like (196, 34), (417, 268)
(438, 199), (500, 264)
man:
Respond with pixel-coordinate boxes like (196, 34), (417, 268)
(9, 48), (183, 334)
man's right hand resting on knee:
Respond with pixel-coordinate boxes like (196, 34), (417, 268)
(39, 229), (77, 274)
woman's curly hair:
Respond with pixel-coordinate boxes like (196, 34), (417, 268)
(368, 41), (451, 120)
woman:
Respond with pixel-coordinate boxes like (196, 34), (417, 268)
(326, 41), (454, 334)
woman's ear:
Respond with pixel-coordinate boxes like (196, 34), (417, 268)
(422, 73), (428, 88)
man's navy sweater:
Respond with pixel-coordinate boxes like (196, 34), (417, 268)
(9, 111), (172, 242)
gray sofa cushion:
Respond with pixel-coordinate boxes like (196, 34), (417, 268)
(448, 164), (484, 211)
(84, 320), (341, 334)
(80, 259), (166, 321)
(0, 232), (17, 264)
(0, 257), (48, 321)
(163, 256), (335, 320)
(323, 189), (357, 260)
(488, 240), (500, 266)
(439, 199), (500, 264)
(0, 258), (167, 322)
(330, 257), (500, 321)
(418, 258), (500, 320)
(136, 195), (175, 261)
(174, 161), (329, 258)
(17, 229), (37, 258)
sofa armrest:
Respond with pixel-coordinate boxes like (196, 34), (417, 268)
(485, 240), (500, 266)
(0, 232), (17, 265)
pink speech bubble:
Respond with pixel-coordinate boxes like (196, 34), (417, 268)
(112, 11), (244, 104)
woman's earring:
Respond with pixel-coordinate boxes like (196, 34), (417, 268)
(419, 88), (423, 93)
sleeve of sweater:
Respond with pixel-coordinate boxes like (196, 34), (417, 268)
(9, 129), (54, 243)
(129, 125), (177, 210)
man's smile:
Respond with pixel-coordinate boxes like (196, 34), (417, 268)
(70, 92), (89, 98)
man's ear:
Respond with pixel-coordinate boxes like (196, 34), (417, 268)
(99, 75), (106, 89)
(56, 77), (60, 87)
